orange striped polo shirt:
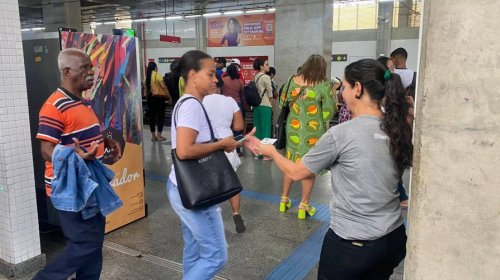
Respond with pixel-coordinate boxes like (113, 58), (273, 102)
(36, 88), (105, 196)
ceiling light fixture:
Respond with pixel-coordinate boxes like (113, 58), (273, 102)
(21, 28), (31, 32)
(150, 17), (165, 21)
(118, 19), (132, 24)
(267, 8), (276, 12)
(224, 10), (243, 15)
(31, 27), (45, 31)
(133, 19), (148, 22)
(103, 21), (116, 25)
(185, 14), (201, 18)
(246, 9), (266, 14)
(90, 22), (103, 26)
(166, 15), (183, 20)
(203, 12), (222, 17)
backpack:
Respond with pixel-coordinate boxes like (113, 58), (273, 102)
(244, 74), (267, 107)
(405, 71), (417, 99)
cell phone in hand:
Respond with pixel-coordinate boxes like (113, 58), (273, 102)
(234, 135), (246, 143)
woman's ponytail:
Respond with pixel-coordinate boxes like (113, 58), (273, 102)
(344, 59), (413, 177)
(382, 72), (413, 177)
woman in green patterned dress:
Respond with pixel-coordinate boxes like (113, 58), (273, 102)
(279, 54), (338, 219)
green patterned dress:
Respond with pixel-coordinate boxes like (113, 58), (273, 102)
(279, 78), (337, 162)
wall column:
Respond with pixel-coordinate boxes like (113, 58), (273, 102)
(274, 0), (333, 85)
(406, 0), (500, 279)
(42, 0), (83, 32)
(376, 1), (394, 57)
(0, 0), (45, 277)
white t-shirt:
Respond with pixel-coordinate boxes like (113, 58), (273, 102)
(394, 68), (414, 88)
(169, 94), (213, 185)
(203, 94), (240, 138)
(204, 94), (242, 171)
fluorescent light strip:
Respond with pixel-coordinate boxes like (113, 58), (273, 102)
(203, 12), (222, 17)
(166, 16), (183, 20)
(224, 10), (243, 15)
(246, 9), (266, 14)
(185, 14), (201, 18)
(90, 22), (103, 26)
(268, 8), (276, 12)
(118, 20), (132, 24)
(149, 17), (165, 21)
(31, 27), (45, 31)
(103, 21), (116, 25)
(133, 19), (148, 22)
(21, 28), (31, 32)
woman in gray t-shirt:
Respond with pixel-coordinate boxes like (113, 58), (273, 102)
(245, 59), (413, 279)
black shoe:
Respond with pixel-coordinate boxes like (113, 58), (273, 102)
(233, 214), (246, 233)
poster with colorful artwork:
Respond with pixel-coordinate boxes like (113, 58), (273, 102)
(60, 31), (146, 233)
(224, 56), (268, 84)
(208, 14), (275, 47)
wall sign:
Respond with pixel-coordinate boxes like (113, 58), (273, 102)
(208, 14), (275, 47)
(332, 54), (348, 62)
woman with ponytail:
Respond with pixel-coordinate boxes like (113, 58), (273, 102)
(245, 58), (413, 279)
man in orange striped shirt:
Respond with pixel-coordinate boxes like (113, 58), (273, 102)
(34, 48), (121, 280)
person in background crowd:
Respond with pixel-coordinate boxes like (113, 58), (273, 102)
(246, 58), (412, 279)
(146, 61), (170, 142)
(268, 67), (279, 99)
(222, 64), (246, 155)
(164, 61), (181, 107)
(390, 47), (414, 88)
(252, 58), (274, 155)
(167, 50), (244, 280)
(278, 54), (337, 219)
(34, 48), (122, 280)
(204, 78), (247, 233)
(215, 57), (227, 78)
(223, 58), (246, 84)
(377, 56), (396, 73)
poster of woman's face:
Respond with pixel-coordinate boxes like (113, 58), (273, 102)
(227, 18), (240, 34)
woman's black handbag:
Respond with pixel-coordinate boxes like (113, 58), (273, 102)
(274, 76), (295, 150)
(171, 97), (243, 209)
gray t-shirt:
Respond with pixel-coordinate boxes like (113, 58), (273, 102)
(302, 115), (403, 240)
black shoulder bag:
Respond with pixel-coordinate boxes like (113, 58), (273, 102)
(274, 75), (296, 150)
(171, 97), (242, 209)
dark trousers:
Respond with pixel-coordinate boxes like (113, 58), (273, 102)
(397, 178), (408, 201)
(34, 210), (106, 280)
(148, 98), (166, 133)
(318, 225), (406, 280)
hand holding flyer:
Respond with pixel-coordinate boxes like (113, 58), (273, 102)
(261, 138), (277, 145)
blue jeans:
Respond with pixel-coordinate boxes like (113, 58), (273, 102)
(33, 210), (105, 280)
(166, 179), (228, 280)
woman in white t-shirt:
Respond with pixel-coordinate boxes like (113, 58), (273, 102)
(167, 50), (240, 280)
(203, 84), (246, 233)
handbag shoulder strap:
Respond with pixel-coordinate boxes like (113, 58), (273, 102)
(173, 96), (216, 141)
(285, 76), (301, 107)
(254, 74), (267, 97)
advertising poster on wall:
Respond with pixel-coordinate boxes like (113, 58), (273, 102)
(208, 14), (275, 47)
(60, 31), (146, 233)
(224, 56), (268, 84)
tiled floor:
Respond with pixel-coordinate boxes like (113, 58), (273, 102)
(6, 132), (408, 280)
